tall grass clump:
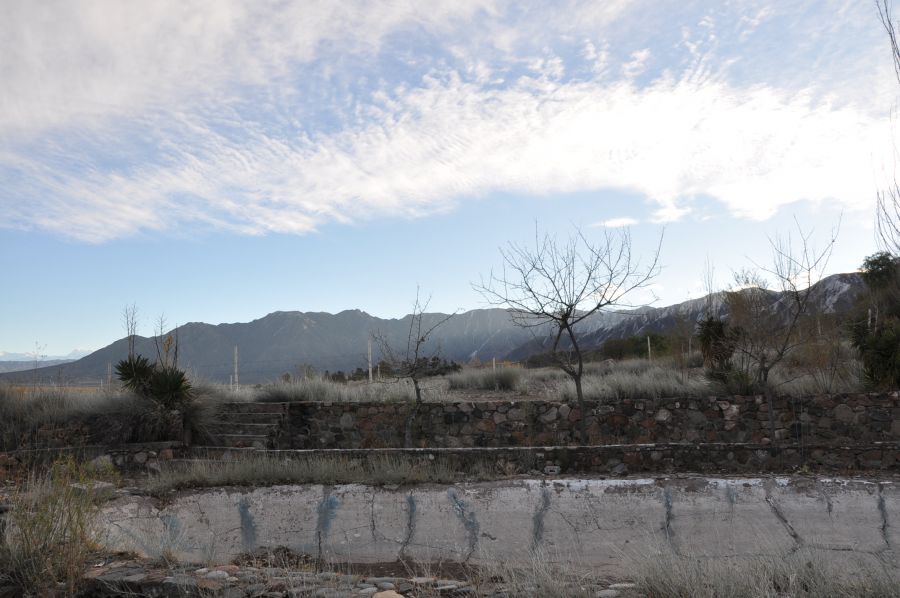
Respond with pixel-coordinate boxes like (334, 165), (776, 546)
(0, 384), (157, 450)
(447, 368), (522, 391)
(548, 363), (710, 402)
(471, 547), (601, 597)
(0, 458), (110, 595)
(145, 452), (497, 494)
(192, 381), (258, 403)
(633, 547), (899, 598)
(257, 378), (417, 403)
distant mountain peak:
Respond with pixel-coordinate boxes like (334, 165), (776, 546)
(1, 272), (865, 385)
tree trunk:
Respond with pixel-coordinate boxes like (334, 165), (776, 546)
(404, 378), (423, 448)
(760, 367), (776, 448)
(574, 373), (588, 445)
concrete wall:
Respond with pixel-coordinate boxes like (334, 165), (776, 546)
(100, 476), (900, 576)
(282, 393), (900, 449)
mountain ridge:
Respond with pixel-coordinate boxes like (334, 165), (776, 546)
(0, 272), (864, 385)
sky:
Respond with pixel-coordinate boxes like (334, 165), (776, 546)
(0, 0), (897, 357)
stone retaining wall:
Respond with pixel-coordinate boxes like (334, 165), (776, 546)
(4, 441), (183, 473)
(282, 393), (900, 449)
(194, 442), (900, 475)
(2, 410), (184, 451)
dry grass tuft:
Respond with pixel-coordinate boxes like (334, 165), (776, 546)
(256, 378), (421, 403)
(0, 458), (111, 595)
(447, 368), (522, 392)
(471, 548), (604, 597)
(145, 451), (498, 494)
(631, 546), (900, 598)
(0, 384), (152, 450)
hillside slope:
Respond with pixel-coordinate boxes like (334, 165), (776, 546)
(2, 273), (864, 385)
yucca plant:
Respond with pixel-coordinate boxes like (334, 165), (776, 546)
(148, 365), (193, 409)
(115, 354), (193, 408)
(114, 354), (154, 396)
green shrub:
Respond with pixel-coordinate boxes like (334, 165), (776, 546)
(697, 316), (739, 383)
(850, 252), (900, 390)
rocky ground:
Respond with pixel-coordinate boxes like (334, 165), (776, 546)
(75, 552), (640, 598)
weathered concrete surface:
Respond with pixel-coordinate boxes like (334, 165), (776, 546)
(99, 476), (899, 575)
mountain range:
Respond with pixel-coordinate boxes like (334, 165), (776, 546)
(0, 272), (865, 385)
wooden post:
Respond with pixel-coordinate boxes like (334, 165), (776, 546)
(233, 346), (239, 387)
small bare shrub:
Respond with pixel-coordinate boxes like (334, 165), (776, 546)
(0, 458), (108, 595)
(447, 368), (522, 391)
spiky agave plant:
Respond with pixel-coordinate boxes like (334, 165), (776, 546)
(114, 354), (154, 396)
(148, 365), (193, 409)
(116, 355), (193, 407)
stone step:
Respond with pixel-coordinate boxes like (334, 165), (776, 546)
(204, 422), (280, 436)
(213, 402), (289, 414)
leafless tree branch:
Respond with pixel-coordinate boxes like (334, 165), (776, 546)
(474, 223), (663, 442)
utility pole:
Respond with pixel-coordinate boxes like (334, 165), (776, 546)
(233, 346), (239, 388)
(107, 362), (112, 387)
(647, 336), (652, 362)
(367, 339), (373, 382)
(492, 357), (496, 371)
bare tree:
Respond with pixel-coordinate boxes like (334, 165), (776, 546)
(153, 313), (179, 369)
(725, 219), (839, 442)
(122, 303), (139, 358)
(728, 219), (839, 390)
(374, 289), (456, 447)
(876, 0), (900, 254)
(876, 187), (900, 254)
(475, 225), (662, 442)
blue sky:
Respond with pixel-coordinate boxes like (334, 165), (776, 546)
(0, 0), (896, 356)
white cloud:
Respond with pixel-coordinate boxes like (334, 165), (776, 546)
(594, 217), (639, 228)
(0, 0), (495, 137)
(0, 0), (894, 242)
(3, 65), (892, 242)
(622, 48), (651, 79)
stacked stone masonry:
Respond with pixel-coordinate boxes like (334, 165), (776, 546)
(282, 393), (900, 449)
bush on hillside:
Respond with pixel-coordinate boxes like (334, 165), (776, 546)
(849, 252), (900, 390)
(115, 354), (193, 409)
